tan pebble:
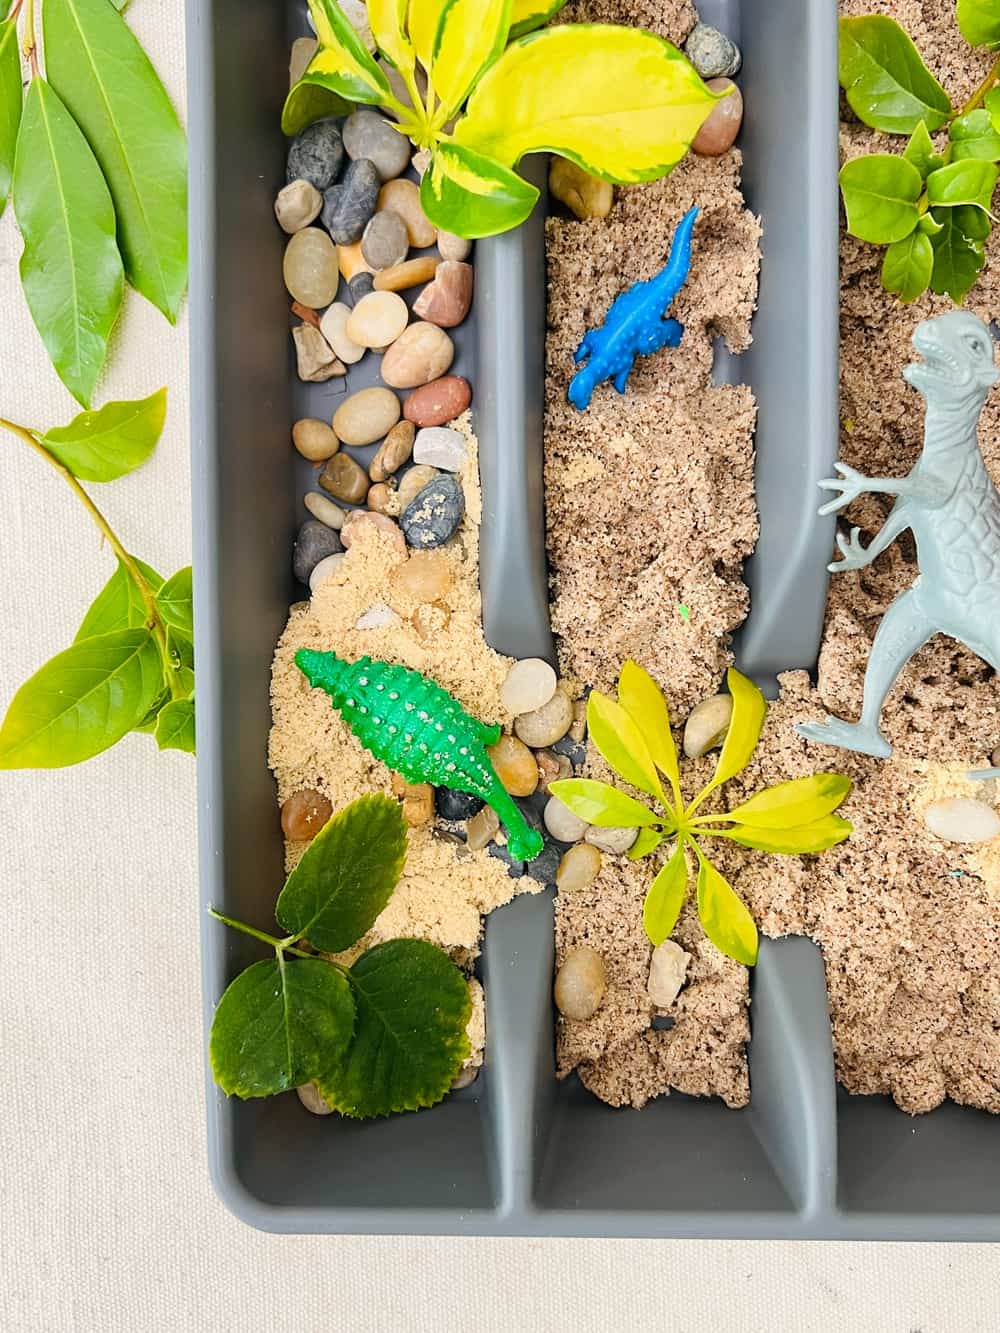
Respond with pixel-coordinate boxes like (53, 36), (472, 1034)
(390, 772), (407, 797)
(554, 947), (606, 1020)
(683, 694), (733, 759)
(451, 1064), (479, 1090)
(536, 747), (572, 793)
(412, 601), (450, 641)
(275, 179), (322, 233)
(283, 227), (340, 307)
(402, 782), (434, 827)
(309, 553), (345, 593)
(514, 689), (574, 747)
(333, 385), (401, 447)
(548, 158), (613, 220)
(585, 824), (638, 855)
(345, 290), (409, 349)
(296, 1082), (334, 1115)
(370, 420), (415, 482)
(693, 78), (743, 155)
(647, 939), (691, 1008)
(319, 301), (366, 365)
(378, 178), (436, 248)
(292, 417), (339, 462)
(556, 843), (602, 893)
(338, 239), (374, 281)
(395, 463), (439, 511)
(289, 36), (318, 86)
(374, 257), (439, 291)
(412, 148), (432, 178)
(466, 804), (500, 850)
(281, 788), (333, 840)
(341, 509), (406, 553)
(404, 376), (472, 428)
(412, 260), (474, 328)
(381, 322), (455, 388)
(488, 735), (538, 797)
(319, 452), (369, 504)
(544, 794), (589, 842)
(390, 548), (454, 602)
(501, 658), (558, 716)
(570, 699), (587, 743)
(293, 324), (345, 382)
(303, 491), (346, 528)
(924, 798), (1000, 844)
(437, 230), (472, 262)
(366, 481), (396, 514)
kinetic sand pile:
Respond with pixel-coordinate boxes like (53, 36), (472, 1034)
(546, 0), (761, 1107)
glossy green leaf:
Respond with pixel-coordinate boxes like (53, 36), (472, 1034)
(319, 939), (471, 1117)
(276, 794), (407, 952)
(987, 87), (1000, 133)
(586, 688), (663, 802)
(454, 24), (719, 182)
(925, 159), (999, 210)
(12, 78), (124, 407)
(408, 0), (447, 69)
(40, 388), (166, 482)
(297, 0), (392, 105)
(929, 205), (987, 301)
(722, 773), (852, 829)
(628, 827), (664, 860)
(510, 0), (567, 39)
(368, 0), (414, 72)
(903, 122), (943, 179)
(694, 847), (757, 966)
(0, 628), (161, 768)
(958, 0), (1000, 48)
(881, 229), (934, 303)
(154, 697), (195, 753)
(44, 0), (187, 323)
(917, 211), (945, 236)
(132, 689), (169, 736)
(839, 154), (923, 244)
(698, 668), (767, 801)
(421, 139), (538, 237)
(209, 957), (355, 1099)
(281, 80), (351, 136)
(0, 20), (21, 217)
(74, 557), (163, 641)
(710, 814), (853, 854)
(547, 778), (661, 828)
(617, 660), (680, 797)
(156, 566), (193, 638)
(431, 0), (511, 119)
(950, 109), (1000, 162)
(642, 842), (688, 946)
(838, 16), (951, 134)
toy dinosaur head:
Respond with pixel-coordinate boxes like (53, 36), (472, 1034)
(904, 311), (998, 413)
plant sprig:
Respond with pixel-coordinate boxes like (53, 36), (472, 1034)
(550, 664), (853, 967)
(839, 6), (1000, 304)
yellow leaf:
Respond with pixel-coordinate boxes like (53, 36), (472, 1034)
(711, 815), (853, 855)
(431, 0), (512, 119)
(408, 0), (447, 70)
(302, 0), (392, 105)
(510, 0), (567, 39)
(697, 668), (767, 804)
(454, 24), (720, 181)
(694, 847), (758, 966)
(617, 661), (680, 797)
(368, 0), (414, 72)
(587, 689), (664, 803)
(548, 778), (661, 828)
(723, 774), (852, 829)
(642, 842), (688, 945)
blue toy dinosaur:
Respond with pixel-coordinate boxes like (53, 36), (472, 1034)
(568, 205), (698, 411)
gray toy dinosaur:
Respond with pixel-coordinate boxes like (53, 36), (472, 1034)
(797, 310), (1000, 777)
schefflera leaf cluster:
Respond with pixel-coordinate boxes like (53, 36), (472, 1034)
(549, 664), (853, 967)
(286, 0), (725, 238)
(838, 10), (1000, 304)
(210, 796), (473, 1117)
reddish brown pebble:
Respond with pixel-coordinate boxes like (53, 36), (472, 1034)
(412, 260), (473, 328)
(340, 509), (406, 553)
(281, 789), (333, 841)
(692, 79), (743, 155)
(291, 301), (321, 328)
(403, 375), (472, 427)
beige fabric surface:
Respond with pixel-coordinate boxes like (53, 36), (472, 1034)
(1, 5), (999, 1330)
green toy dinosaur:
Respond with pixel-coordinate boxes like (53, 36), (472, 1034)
(296, 649), (544, 861)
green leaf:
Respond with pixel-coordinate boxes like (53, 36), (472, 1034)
(617, 660), (681, 797)
(929, 205), (987, 301)
(454, 24), (720, 182)
(882, 229), (934, 302)
(838, 16), (951, 134)
(430, 0), (512, 119)
(958, 0), (1000, 48)
(694, 846), (758, 966)
(156, 566), (193, 638)
(628, 827), (664, 860)
(954, 201), (993, 238)
(642, 842), (688, 946)
(132, 689), (168, 735)
(319, 939), (471, 1117)
(0, 628), (161, 768)
(839, 154), (923, 244)
(296, 0), (393, 105)
(210, 957), (355, 1099)
(510, 0), (567, 39)
(281, 81), (351, 136)
(917, 210), (945, 235)
(421, 139), (538, 238)
(276, 794), (407, 953)
(74, 556), (163, 641)
(39, 389), (166, 482)
(722, 773), (852, 828)
(548, 778), (661, 828)
(155, 697), (195, 752)
(710, 814), (853, 854)
(12, 78), (123, 407)
(903, 122), (943, 179)
(367, 0), (414, 72)
(697, 668), (767, 802)
(950, 109), (1000, 162)
(586, 688), (664, 802)
(0, 21), (21, 217)
(925, 158), (999, 210)
(44, 0), (188, 323)
(987, 87), (1000, 133)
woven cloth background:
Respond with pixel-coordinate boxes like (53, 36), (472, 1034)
(1, 5), (998, 1329)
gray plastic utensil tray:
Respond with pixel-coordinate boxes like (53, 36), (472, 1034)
(188, 0), (1000, 1238)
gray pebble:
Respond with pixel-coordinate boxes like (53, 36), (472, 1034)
(488, 841), (526, 879)
(551, 733), (588, 768)
(684, 23), (741, 79)
(361, 209), (409, 270)
(343, 109), (411, 182)
(293, 519), (343, 584)
(349, 271), (375, 303)
(400, 472), (465, 548)
(525, 839), (563, 887)
(322, 158), (381, 244)
(287, 119), (344, 191)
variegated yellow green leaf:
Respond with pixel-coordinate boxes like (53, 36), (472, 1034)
(694, 847), (758, 966)
(617, 660), (680, 799)
(431, 0), (512, 120)
(421, 140), (538, 237)
(710, 815), (853, 855)
(587, 688), (664, 802)
(695, 668), (767, 804)
(548, 778), (660, 828)
(408, 0), (447, 70)
(628, 828), (664, 860)
(643, 842), (688, 946)
(281, 81), (351, 137)
(454, 24), (720, 181)
(368, 0), (414, 72)
(721, 773), (852, 829)
(300, 0), (392, 106)
(510, 0), (567, 39)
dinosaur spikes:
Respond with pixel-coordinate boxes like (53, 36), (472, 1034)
(295, 648), (352, 701)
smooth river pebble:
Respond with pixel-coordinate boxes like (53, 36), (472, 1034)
(292, 417), (339, 462)
(395, 463), (439, 511)
(488, 735), (539, 797)
(554, 947), (606, 1020)
(297, 1082), (335, 1115)
(322, 158), (381, 244)
(437, 230), (472, 262)
(341, 509), (406, 554)
(381, 322), (455, 388)
(378, 178), (436, 248)
(275, 179), (322, 233)
(304, 492), (346, 531)
(412, 260), (473, 328)
(286, 119), (344, 191)
(404, 375), (471, 427)
(293, 519), (343, 583)
(281, 788), (333, 840)
(333, 385), (401, 446)
(283, 227), (340, 308)
(342, 109), (410, 182)
(647, 939), (691, 1008)
(374, 256), (439, 292)
(923, 798), (1000, 844)
(361, 208), (409, 270)
(320, 452), (369, 504)
(413, 426), (467, 472)
(692, 79), (743, 156)
(556, 843), (602, 893)
(400, 472), (464, 547)
(544, 794), (589, 843)
(683, 693), (733, 759)
(345, 290), (409, 349)
(319, 302), (366, 365)
(390, 548), (454, 602)
(514, 688), (574, 748)
(585, 824), (638, 855)
(548, 158), (612, 220)
(501, 658), (557, 716)
(309, 553), (346, 592)
(370, 420), (415, 481)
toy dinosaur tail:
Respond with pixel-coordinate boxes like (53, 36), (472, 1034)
(649, 205), (699, 305)
(296, 648), (350, 703)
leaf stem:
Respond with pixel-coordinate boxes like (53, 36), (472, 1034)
(208, 908), (315, 960)
(21, 0), (36, 73)
(955, 53), (1000, 118)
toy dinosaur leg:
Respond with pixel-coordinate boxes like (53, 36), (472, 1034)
(613, 357), (635, 394)
(568, 366), (597, 411)
(574, 331), (596, 364)
(487, 782), (544, 861)
(797, 588), (934, 758)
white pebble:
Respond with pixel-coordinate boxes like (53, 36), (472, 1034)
(304, 491), (346, 529)
(585, 824), (638, 855)
(923, 797), (1000, 844)
(309, 553), (345, 593)
(544, 794), (589, 843)
(683, 694), (734, 759)
(319, 302), (366, 365)
(355, 599), (401, 630)
(647, 939), (691, 1008)
(413, 426), (468, 473)
(501, 657), (557, 715)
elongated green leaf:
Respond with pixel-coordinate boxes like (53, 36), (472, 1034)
(368, 0), (414, 71)
(421, 139), (538, 237)
(74, 556), (163, 641)
(926, 159), (999, 210)
(694, 847), (757, 966)
(548, 778), (660, 828)
(698, 668), (767, 801)
(958, 0), (1000, 48)
(210, 957), (355, 1099)
(298, 0), (392, 105)
(510, 0), (567, 39)
(722, 773), (852, 829)
(156, 566), (193, 638)
(987, 88), (1000, 134)
(408, 0), (447, 69)
(929, 205), (986, 301)
(882, 230), (934, 303)
(44, 0), (187, 323)
(617, 660), (680, 797)
(454, 24), (719, 181)
(838, 16), (951, 134)
(277, 795), (407, 952)
(710, 815), (853, 854)
(154, 697), (195, 752)
(839, 154), (923, 244)
(587, 688), (663, 802)
(13, 78), (123, 407)
(642, 842), (688, 946)
(40, 388), (166, 482)
(0, 628), (161, 768)
(319, 939), (470, 1117)
(903, 122), (943, 178)
(950, 109), (1000, 163)
(281, 80), (351, 136)
(628, 827), (664, 860)
(431, 0), (511, 119)
(0, 20), (21, 217)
